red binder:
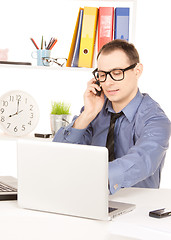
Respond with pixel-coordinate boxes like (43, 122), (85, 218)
(98, 7), (114, 52)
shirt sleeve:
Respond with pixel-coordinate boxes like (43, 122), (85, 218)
(53, 114), (93, 145)
(108, 113), (171, 195)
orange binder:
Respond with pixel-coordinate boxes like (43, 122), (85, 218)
(78, 7), (98, 68)
(98, 7), (114, 52)
(66, 8), (83, 67)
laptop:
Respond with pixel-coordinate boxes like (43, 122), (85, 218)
(0, 176), (17, 201)
(17, 140), (135, 221)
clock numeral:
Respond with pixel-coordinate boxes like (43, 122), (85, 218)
(14, 126), (18, 132)
(3, 101), (8, 107)
(25, 98), (28, 104)
(7, 123), (11, 129)
(30, 113), (34, 119)
(16, 95), (21, 101)
(1, 116), (5, 122)
(0, 108), (4, 114)
(10, 96), (14, 102)
(30, 105), (33, 111)
(28, 121), (32, 125)
(22, 125), (25, 131)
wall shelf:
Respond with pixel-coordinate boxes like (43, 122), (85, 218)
(0, 0), (137, 139)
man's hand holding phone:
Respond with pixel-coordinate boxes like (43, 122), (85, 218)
(95, 80), (102, 96)
(83, 78), (104, 115)
(73, 78), (104, 130)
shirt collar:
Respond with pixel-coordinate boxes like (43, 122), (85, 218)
(105, 97), (114, 113)
(105, 89), (143, 122)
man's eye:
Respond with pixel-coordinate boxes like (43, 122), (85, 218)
(112, 70), (122, 76)
(99, 72), (106, 78)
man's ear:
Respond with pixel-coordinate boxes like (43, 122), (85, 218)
(135, 63), (143, 79)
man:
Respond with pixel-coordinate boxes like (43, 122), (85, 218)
(53, 39), (171, 195)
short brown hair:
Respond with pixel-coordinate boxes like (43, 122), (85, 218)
(97, 39), (140, 64)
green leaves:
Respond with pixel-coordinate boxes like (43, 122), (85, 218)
(51, 101), (71, 115)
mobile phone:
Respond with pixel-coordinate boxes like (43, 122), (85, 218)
(95, 80), (102, 96)
(34, 133), (52, 138)
(149, 208), (171, 218)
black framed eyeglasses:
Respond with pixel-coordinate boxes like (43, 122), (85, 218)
(42, 57), (67, 67)
(92, 63), (137, 82)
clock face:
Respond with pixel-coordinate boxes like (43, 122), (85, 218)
(0, 90), (39, 137)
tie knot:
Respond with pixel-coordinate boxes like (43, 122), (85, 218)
(111, 111), (123, 122)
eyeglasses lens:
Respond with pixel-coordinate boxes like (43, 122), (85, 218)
(110, 69), (123, 81)
(94, 69), (124, 82)
(42, 58), (52, 66)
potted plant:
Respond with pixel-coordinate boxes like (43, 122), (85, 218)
(50, 101), (71, 136)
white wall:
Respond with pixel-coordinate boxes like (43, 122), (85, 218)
(0, 0), (171, 188)
(135, 0), (171, 188)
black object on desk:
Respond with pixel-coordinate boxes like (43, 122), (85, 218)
(34, 133), (52, 138)
(149, 208), (171, 218)
(0, 61), (31, 66)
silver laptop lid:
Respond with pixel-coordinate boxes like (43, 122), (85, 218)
(17, 140), (109, 220)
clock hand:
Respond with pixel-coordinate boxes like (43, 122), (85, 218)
(9, 112), (17, 117)
(9, 110), (23, 117)
(18, 110), (23, 114)
(9, 100), (21, 117)
(17, 100), (20, 113)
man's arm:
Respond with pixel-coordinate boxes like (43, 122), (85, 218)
(53, 104), (100, 144)
(53, 78), (105, 143)
(108, 114), (171, 195)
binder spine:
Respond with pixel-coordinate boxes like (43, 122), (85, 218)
(98, 7), (114, 52)
(78, 7), (98, 68)
(114, 8), (130, 41)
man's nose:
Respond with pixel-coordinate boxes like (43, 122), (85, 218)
(105, 73), (114, 84)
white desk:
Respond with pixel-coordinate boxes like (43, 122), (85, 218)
(0, 188), (171, 240)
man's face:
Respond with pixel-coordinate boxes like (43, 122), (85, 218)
(97, 50), (141, 112)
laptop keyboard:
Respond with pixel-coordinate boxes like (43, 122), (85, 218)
(108, 207), (118, 213)
(0, 182), (17, 192)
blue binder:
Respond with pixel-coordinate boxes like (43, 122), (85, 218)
(71, 9), (84, 67)
(114, 8), (130, 41)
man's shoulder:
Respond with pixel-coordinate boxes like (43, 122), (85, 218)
(134, 93), (171, 139)
(139, 93), (161, 112)
(137, 93), (169, 121)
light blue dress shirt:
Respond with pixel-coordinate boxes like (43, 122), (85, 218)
(53, 90), (171, 194)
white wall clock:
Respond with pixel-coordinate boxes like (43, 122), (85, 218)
(0, 90), (39, 137)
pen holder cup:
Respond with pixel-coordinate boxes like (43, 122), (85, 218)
(31, 50), (51, 66)
(50, 114), (71, 136)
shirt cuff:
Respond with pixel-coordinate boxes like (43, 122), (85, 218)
(108, 160), (124, 195)
(63, 122), (87, 143)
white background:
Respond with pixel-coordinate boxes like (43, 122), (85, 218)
(0, 0), (171, 188)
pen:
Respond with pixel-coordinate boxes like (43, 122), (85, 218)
(48, 38), (57, 50)
(46, 37), (53, 50)
(49, 39), (58, 50)
(46, 37), (54, 50)
(30, 38), (39, 50)
(41, 36), (44, 50)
